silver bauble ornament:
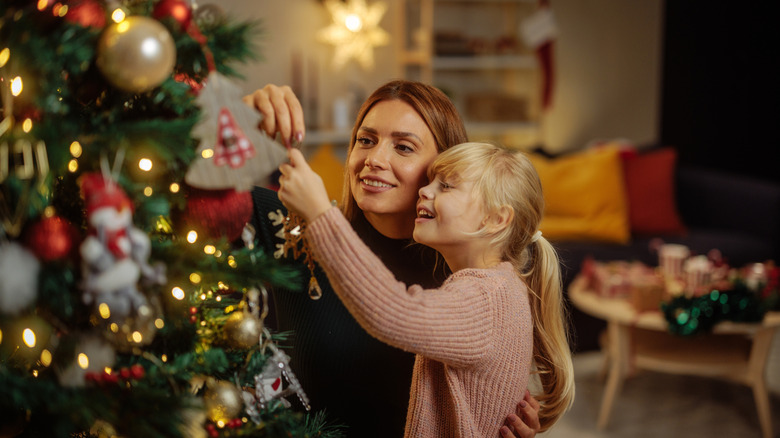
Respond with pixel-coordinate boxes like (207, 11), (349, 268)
(96, 16), (176, 93)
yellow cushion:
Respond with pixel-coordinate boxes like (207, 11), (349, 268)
(308, 143), (345, 202)
(527, 146), (630, 244)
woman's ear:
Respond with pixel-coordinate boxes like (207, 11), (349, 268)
(483, 205), (514, 234)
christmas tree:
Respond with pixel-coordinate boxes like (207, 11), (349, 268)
(0, 1), (338, 436)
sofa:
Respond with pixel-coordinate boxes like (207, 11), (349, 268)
(527, 144), (780, 352)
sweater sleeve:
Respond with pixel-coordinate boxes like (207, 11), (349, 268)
(307, 207), (513, 368)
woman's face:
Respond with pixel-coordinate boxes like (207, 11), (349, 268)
(348, 99), (438, 237)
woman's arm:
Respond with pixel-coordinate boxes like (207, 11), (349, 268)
(243, 84), (306, 149)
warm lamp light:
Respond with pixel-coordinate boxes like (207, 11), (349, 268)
(318, 0), (389, 70)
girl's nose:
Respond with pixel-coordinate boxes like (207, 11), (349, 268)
(419, 181), (435, 199)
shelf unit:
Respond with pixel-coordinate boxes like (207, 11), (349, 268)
(396, 0), (541, 149)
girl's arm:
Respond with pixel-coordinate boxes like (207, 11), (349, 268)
(277, 149), (503, 367)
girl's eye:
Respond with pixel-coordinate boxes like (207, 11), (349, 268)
(439, 180), (452, 190)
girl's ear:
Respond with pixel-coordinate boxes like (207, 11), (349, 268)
(483, 205), (514, 234)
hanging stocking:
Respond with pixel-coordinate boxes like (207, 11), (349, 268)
(520, 1), (557, 111)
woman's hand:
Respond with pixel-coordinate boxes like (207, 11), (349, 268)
(500, 390), (541, 438)
(277, 148), (333, 223)
(243, 84), (305, 148)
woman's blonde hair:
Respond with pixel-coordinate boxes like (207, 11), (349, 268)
(340, 80), (468, 222)
(429, 142), (575, 431)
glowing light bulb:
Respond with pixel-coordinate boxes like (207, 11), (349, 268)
(78, 353), (89, 369)
(22, 328), (36, 348)
(201, 148), (214, 159)
(190, 273), (202, 284)
(0, 48), (9, 68)
(204, 245), (216, 255)
(112, 8), (126, 23)
(172, 287), (185, 300)
(11, 76), (23, 96)
(40, 349), (52, 366)
(68, 159), (79, 172)
(169, 183), (180, 193)
(187, 230), (198, 243)
(70, 141), (82, 157)
(139, 158), (153, 171)
(99, 303), (111, 319)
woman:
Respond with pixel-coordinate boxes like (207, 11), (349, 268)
(244, 81), (540, 438)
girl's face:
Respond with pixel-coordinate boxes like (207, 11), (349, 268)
(413, 173), (487, 255)
(348, 99), (438, 237)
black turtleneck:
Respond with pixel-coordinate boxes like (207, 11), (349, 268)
(250, 187), (448, 437)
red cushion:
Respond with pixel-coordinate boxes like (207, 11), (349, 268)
(622, 147), (687, 236)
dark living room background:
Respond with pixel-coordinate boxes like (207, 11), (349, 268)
(661, 1), (780, 184)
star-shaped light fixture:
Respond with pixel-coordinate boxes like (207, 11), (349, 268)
(317, 0), (390, 70)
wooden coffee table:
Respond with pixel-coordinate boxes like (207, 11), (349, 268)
(568, 274), (780, 438)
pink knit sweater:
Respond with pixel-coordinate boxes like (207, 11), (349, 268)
(306, 207), (533, 438)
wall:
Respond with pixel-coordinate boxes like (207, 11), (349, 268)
(216, 0), (401, 134)
(217, 0), (663, 153)
(541, 0), (663, 153)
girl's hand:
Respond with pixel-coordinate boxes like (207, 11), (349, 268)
(277, 148), (333, 223)
(500, 390), (541, 438)
(243, 84), (305, 148)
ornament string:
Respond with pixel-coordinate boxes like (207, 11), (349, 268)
(280, 210), (322, 300)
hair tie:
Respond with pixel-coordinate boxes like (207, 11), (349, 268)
(531, 230), (542, 243)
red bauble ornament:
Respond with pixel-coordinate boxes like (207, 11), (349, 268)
(153, 0), (193, 31)
(23, 215), (78, 262)
(184, 188), (253, 243)
(64, 0), (106, 28)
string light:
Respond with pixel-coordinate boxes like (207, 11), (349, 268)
(143, 186), (153, 196)
(10, 76), (23, 96)
(190, 272), (202, 284)
(69, 141), (82, 157)
(171, 286), (185, 300)
(0, 48), (9, 67)
(187, 230), (198, 243)
(78, 353), (89, 369)
(139, 158), (153, 171)
(111, 8), (126, 23)
(22, 328), (36, 348)
(204, 245), (216, 255)
(201, 148), (214, 159)
(169, 182), (180, 193)
(40, 349), (52, 366)
(68, 159), (78, 172)
(98, 303), (111, 319)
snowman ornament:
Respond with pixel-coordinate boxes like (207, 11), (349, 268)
(79, 173), (165, 321)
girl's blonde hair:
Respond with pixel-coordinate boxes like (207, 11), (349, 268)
(429, 142), (575, 431)
(340, 80), (468, 222)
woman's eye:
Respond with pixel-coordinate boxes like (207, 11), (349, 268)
(356, 137), (374, 147)
(396, 143), (414, 153)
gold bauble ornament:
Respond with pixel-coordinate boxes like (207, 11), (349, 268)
(204, 379), (243, 424)
(224, 310), (262, 349)
(96, 16), (176, 93)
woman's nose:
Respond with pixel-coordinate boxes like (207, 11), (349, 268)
(364, 144), (389, 169)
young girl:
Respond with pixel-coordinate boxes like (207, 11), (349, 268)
(277, 141), (574, 436)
